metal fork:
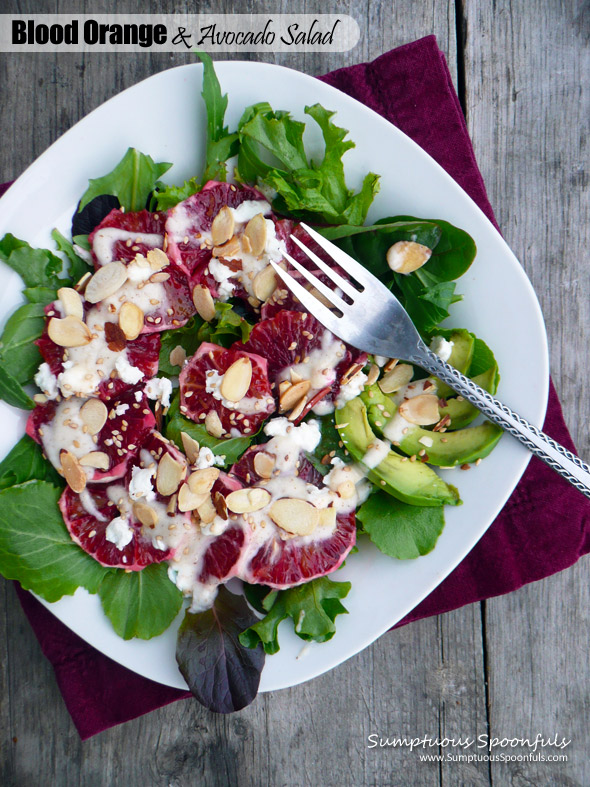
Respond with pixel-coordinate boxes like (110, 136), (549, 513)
(269, 223), (590, 498)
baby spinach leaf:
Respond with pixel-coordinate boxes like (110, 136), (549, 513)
(357, 491), (445, 560)
(158, 315), (205, 376)
(395, 274), (457, 335)
(240, 576), (351, 655)
(0, 302), (45, 384)
(22, 286), (56, 305)
(0, 481), (110, 601)
(0, 435), (61, 489)
(0, 366), (34, 409)
(307, 412), (348, 474)
(98, 563), (183, 640)
(176, 586), (265, 713)
(469, 336), (499, 382)
(51, 228), (92, 283)
(78, 148), (172, 213)
(0, 234), (63, 289)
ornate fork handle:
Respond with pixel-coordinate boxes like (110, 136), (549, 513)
(412, 343), (590, 499)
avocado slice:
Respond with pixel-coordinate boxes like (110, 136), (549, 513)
(438, 365), (499, 430)
(431, 329), (475, 399)
(335, 398), (460, 507)
(361, 385), (503, 466)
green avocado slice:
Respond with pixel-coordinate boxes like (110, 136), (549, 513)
(335, 398), (460, 507)
(438, 365), (499, 430)
(431, 329), (475, 399)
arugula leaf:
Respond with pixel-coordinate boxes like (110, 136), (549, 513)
(357, 492), (445, 560)
(98, 563), (183, 640)
(165, 393), (252, 466)
(51, 228), (92, 283)
(72, 234), (91, 250)
(176, 586), (265, 713)
(240, 576), (351, 655)
(0, 481), (111, 601)
(0, 435), (61, 489)
(78, 148), (172, 213)
(0, 303), (45, 385)
(197, 302), (253, 347)
(158, 315), (205, 376)
(0, 366), (34, 409)
(0, 234), (63, 289)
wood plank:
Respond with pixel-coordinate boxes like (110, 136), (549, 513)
(463, 0), (590, 783)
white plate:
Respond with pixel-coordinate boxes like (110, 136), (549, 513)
(0, 61), (548, 692)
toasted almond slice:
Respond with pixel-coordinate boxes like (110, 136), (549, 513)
(253, 452), (275, 479)
(156, 453), (186, 496)
(269, 498), (319, 536)
(79, 451), (110, 470)
(57, 287), (84, 320)
(211, 206), (235, 246)
(84, 261), (128, 303)
(241, 233), (252, 254)
(290, 369), (304, 384)
(318, 507), (337, 528)
(252, 265), (277, 301)
(197, 495), (217, 524)
(33, 393), (48, 404)
(74, 271), (92, 294)
(399, 393), (440, 425)
(337, 480), (356, 499)
(278, 380), (292, 397)
(149, 271), (170, 283)
(133, 501), (158, 527)
(48, 315), (92, 348)
(177, 483), (210, 513)
(378, 363), (413, 394)
(366, 364), (380, 386)
(192, 284), (216, 321)
(146, 248), (170, 271)
(213, 491), (228, 520)
(80, 398), (108, 435)
(288, 396), (308, 422)
(212, 237), (241, 258)
(205, 410), (224, 438)
(60, 450), (86, 493)
(220, 357), (252, 403)
(188, 467), (220, 496)
(384, 358), (399, 372)
(225, 487), (271, 514)
(118, 301), (144, 340)
(180, 431), (200, 464)
(243, 213), (267, 256)
(169, 345), (187, 368)
(280, 380), (311, 412)
(386, 241), (432, 274)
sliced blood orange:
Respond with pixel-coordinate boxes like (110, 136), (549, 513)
(197, 473), (248, 584)
(178, 342), (275, 436)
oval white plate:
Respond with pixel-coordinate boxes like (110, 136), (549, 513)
(0, 61), (548, 692)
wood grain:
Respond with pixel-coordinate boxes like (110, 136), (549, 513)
(0, 0), (589, 784)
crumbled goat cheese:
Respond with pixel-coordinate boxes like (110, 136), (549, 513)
(34, 363), (59, 399)
(145, 377), (172, 408)
(115, 356), (145, 385)
(105, 516), (134, 550)
(195, 446), (226, 469)
(335, 371), (368, 409)
(429, 336), (454, 363)
(128, 465), (156, 501)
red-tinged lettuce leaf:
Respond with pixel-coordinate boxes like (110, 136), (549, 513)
(176, 586), (265, 713)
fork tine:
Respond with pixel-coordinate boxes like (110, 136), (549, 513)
(289, 234), (359, 300)
(268, 260), (346, 336)
(281, 252), (351, 312)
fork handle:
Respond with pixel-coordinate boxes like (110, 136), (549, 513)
(412, 344), (590, 499)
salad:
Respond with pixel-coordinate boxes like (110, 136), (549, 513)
(0, 54), (503, 713)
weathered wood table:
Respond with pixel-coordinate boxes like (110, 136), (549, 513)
(1, 1), (589, 784)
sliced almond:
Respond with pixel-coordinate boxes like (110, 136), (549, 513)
(79, 451), (110, 470)
(211, 206), (235, 247)
(180, 431), (200, 464)
(156, 453), (186, 496)
(241, 233), (252, 254)
(225, 487), (271, 514)
(278, 380), (292, 397)
(149, 271), (170, 283)
(337, 480), (356, 499)
(57, 287), (84, 320)
(188, 467), (220, 496)
(220, 357), (252, 403)
(167, 494), (178, 515)
(197, 495), (217, 524)
(290, 369), (304, 384)
(205, 410), (224, 438)
(119, 301), (144, 341)
(399, 393), (440, 425)
(384, 358), (399, 372)
(253, 452), (275, 480)
(178, 483), (209, 513)
(146, 248), (170, 271)
(212, 236), (241, 258)
(33, 393), (48, 404)
(133, 501), (158, 527)
(268, 498), (319, 536)
(243, 213), (267, 256)
(378, 363), (413, 394)
(74, 271), (92, 294)
(47, 315), (92, 348)
(279, 380), (311, 412)
(288, 395), (308, 422)
(84, 261), (128, 303)
(213, 491), (228, 520)
(192, 284), (216, 321)
(386, 241), (432, 274)
(60, 450), (86, 493)
(318, 507), (337, 528)
(366, 364), (380, 386)
(80, 398), (108, 435)
(252, 265), (277, 301)
(169, 345), (187, 368)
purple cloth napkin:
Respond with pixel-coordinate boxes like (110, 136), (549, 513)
(4, 35), (590, 739)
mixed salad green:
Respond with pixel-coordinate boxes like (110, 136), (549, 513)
(0, 54), (501, 713)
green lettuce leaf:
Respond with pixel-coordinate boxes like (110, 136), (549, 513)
(0, 233), (63, 290)
(78, 148), (172, 213)
(0, 302), (45, 384)
(22, 286), (57, 305)
(0, 481), (111, 601)
(357, 491), (445, 560)
(158, 315), (205, 376)
(51, 228), (92, 283)
(98, 563), (183, 640)
(0, 435), (61, 489)
(197, 302), (253, 347)
(0, 366), (34, 409)
(240, 576), (351, 655)
(156, 177), (201, 211)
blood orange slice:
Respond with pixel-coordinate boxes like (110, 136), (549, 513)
(178, 342), (275, 436)
(197, 473), (248, 584)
